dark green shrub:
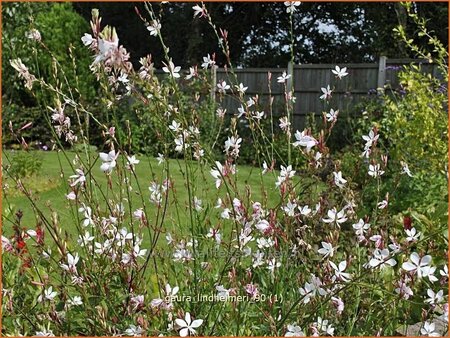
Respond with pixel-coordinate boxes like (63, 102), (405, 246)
(7, 151), (43, 178)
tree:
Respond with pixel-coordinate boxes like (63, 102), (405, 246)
(72, 2), (448, 69)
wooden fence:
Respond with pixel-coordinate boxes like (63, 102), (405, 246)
(211, 57), (443, 129)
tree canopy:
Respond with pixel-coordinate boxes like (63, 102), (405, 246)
(73, 2), (448, 68)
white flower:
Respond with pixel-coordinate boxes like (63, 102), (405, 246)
(420, 321), (440, 337)
(95, 35), (119, 64)
(362, 129), (379, 147)
(157, 153), (165, 165)
(329, 260), (351, 282)
(193, 196), (203, 212)
(99, 150), (118, 173)
(216, 107), (226, 118)
(217, 80), (230, 93)
(10, 58), (36, 89)
(322, 207), (347, 225)
(368, 164), (384, 178)
(285, 324), (305, 337)
(206, 228), (222, 245)
(252, 110), (265, 121)
(257, 237), (275, 249)
(299, 282), (316, 304)
(352, 219), (370, 236)
(185, 66), (197, 80)
(262, 161), (269, 175)
(81, 33), (94, 46)
(224, 136), (242, 158)
(402, 252), (432, 278)
(124, 325), (144, 337)
(331, 296), (345, 314)
(377, 199), (388, 209)
(166, 233), (173, 245)
(333, 171), (347, 188)
(388, 242), (401, 254)
(331, 65), (348, 79)
(77, 231), (94, 246)
(2, 236), (13, 252)
(122, 244), (147, 265)
(35, 328), (55, 336)
(70, 169), (86, 187)
(169, 120), (181, 133)
(255, 219), (270, 233)
(298, 205), (312, 216)
(439, 265), (448, 277)
(133, 208), (145, 220)
(68, 295), (83, 306)
(60, 253), (79, 274)
(315, 317), (335, 336)
(38, 286), (57, 302)
(276, 165), (296, 187)
(193, 5), (205, 17)
(126, 155), (140, 169)
(284, 2), (301, 14)
(277, 71), (291, 83)
(216, 285), (231, 298)
(395, 281), (413, 300)
(279, 116), (291, 133)
(201, 54), (215, 69)
(405, 227), (420, 242)
(425, 289), (444, 305)
(282, 201), (297, 217)
(221, 208), (231, 219)
(320, 85), (333, 100)
(210, 161), (224, 189)
(368, 249), (396, 269)
(318, 242), (334, 258)
(26, 29), (42, 41)
(422, 266), (439, 283)
(401, 161), (413, 177)
(175, 312), (203, 337)
(326, 108), (339, 122)
(162, 60), (181, 78)
(66, 191), (77, 200)
(234, 105), (246, 119)
(267, 258), (281, 271)
(236, 83), (248, 94)
(147, 20), (161, 36)
(293, 130), (317, 151)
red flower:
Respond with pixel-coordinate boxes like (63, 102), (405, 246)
(403, 216), (412, 230)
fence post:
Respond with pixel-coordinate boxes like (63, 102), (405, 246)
(210, 66), (217, 102)
(287, 61), (294, 95)
(377, 56), (387, 93)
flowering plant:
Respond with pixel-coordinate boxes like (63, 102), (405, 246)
(3, 3), (447, 337)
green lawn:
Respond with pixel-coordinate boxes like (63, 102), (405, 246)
(2, 150), (289, 244)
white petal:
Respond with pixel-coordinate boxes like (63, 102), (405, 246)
(338, 260), (347, 271)
(99, 153), (109, 162)
(410, 252), (420, 265)
(421, 255), (432, 266)
(369, 258), (380, 267)
(402, 262), (416, 271)
(175, 319), (187, 328)
(185, 312), (191, 325)
(190, 319), (203, 328)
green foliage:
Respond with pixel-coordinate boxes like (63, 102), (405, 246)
(8, 151), (43, 178)
(2, 104), (51, 148)
(381, 67), (448, 173)
(2, 2), (96, 107)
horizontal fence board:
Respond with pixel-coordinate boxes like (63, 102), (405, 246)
(155, 58), (443, 129)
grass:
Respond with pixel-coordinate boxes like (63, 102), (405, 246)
(2, 149), (290, 243)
